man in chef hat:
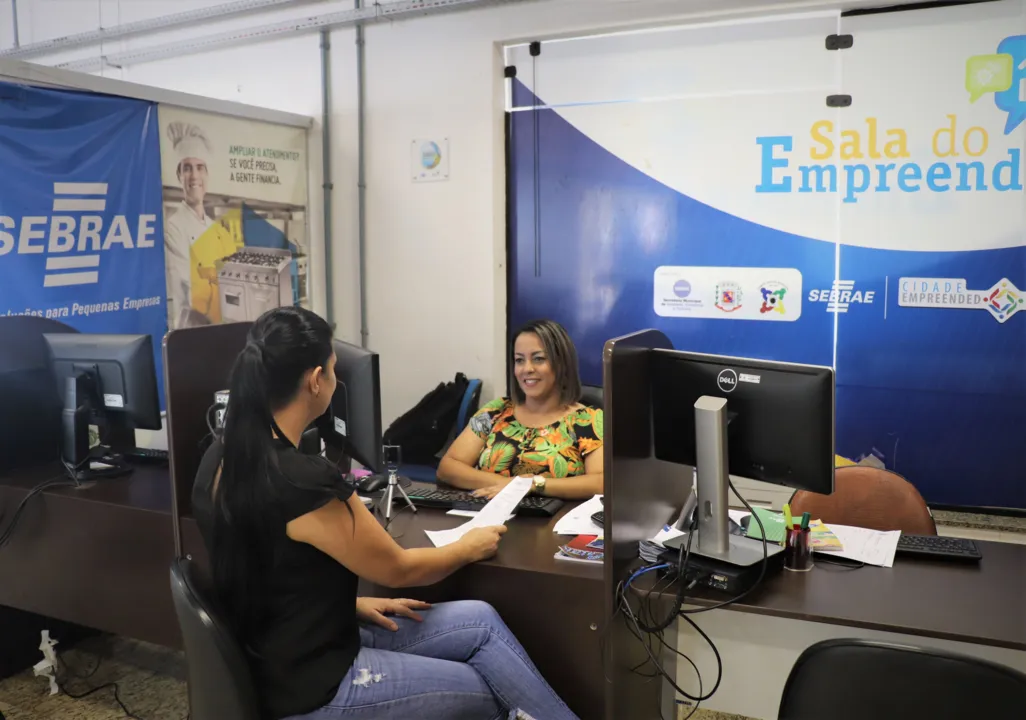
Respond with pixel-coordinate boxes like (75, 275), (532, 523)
(165, 122), (214, 329)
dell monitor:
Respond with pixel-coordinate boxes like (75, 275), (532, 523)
(318, 339), (384, 473)
(43, 333), (162, 480)
(650, 349), (834, 567)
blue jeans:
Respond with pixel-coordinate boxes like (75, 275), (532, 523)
(288, 600), (579, 720)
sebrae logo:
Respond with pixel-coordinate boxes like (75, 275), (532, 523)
(0, 183), (157, 288)
(755, 35), (1026, 204)
(808, 280), (875, 313)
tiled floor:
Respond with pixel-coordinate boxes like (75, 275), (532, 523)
(0, 636), (188, 720)
(0, 635), (744, 720)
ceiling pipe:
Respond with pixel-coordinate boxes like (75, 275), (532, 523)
(0, 0), (325, 59)
(55, 0), (542, 73)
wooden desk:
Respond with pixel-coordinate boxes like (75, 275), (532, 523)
(622, 541), (1026, 718)
(636, 540), (1026, 651)
(0, 463), (180, 648)
(359, 503), (606, 720)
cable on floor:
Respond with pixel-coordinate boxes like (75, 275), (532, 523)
(609, 480), (772, 713)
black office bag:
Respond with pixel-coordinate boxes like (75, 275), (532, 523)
(384, 373), (469, 465)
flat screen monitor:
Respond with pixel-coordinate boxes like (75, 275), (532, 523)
(318, 339), (383, 473)
(650, 349), (834, 495)
(42, 333), (161, 471)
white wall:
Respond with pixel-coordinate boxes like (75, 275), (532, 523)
(3, 0), (921, 424)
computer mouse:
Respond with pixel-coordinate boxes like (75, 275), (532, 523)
(357, 475), (388, 494)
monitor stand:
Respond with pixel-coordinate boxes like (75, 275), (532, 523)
(61, 373), (133, 483)
(686, 395), (783, 568)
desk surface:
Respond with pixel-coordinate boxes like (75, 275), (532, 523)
(637, 541), (1026, 652)
(0, 462), (173, 514)
(355, 501), (605, 720)
(381, 502), (603, 581)
(0, 463), (179, 646)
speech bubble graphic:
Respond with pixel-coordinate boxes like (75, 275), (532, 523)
(966, 53), (1012, 103)
(995, 35), (1026, 134)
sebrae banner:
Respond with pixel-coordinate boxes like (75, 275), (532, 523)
(157, 105), (309, 330)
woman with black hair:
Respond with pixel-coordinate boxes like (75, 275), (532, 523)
(192, 307), (578, 720)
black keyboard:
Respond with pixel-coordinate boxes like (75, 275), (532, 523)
(387, 486), (565, 518)
(896, 534), (981, 562)
(123, 448), (169, 465)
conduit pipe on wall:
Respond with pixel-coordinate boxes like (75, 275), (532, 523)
(320, 27), (336, 329)
(355, 0), (369, 348)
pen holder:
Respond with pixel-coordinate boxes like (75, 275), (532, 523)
(784, 527), (814, 572)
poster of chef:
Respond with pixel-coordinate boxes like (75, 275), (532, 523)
(157, 105), (310, 329)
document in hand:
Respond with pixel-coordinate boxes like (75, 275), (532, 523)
(425, 476), (533, 548)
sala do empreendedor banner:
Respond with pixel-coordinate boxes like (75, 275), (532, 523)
(0, 81), (168, 400)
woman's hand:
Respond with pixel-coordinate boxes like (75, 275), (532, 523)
(458, 525), (507, 562)
(471, 476), (513, 500)
(356, 597), (431, 631)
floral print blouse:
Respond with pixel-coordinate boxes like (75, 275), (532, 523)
(469, 398), (604, 478)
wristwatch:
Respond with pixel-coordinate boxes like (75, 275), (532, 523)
(532, 475), (547, 494)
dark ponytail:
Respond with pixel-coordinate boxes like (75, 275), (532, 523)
(211, 306), (338, 640)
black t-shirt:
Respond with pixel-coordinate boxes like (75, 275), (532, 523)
(192, 438), (359, 719)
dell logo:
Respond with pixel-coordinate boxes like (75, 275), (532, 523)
(716, 369), (738, 393)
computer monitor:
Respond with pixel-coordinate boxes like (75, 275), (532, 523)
(43, 333), (162, 479)
(650, 349), (834, 567)
(317, 339), (383, 473)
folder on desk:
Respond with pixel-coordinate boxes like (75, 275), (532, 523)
(743, 508), (843, 550)
(744, 508), (788, 543)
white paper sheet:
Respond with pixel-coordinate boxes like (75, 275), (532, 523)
(447, 509), (515, 522)
(819, 524), (901, 567)
(649, 525), (686, 547)
(553, 495), (604, 537)
(425, 477), (533, 547)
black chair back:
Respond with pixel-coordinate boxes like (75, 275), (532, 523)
(779, 638), (1026, 719)
(170, 557), (261, 720)
(580, 385), (604, 410)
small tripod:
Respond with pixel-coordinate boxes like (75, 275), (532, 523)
(377, 445), (416, 523)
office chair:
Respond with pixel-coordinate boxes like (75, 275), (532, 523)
(779, 638), (1026, 719)
(580, 384), (604, 410)
(789, 465), (936, 535)
(170, 558), (261, 720)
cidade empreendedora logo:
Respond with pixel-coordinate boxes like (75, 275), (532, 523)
(898, 277), (1023, 324)
(755, 35), (1025, 204)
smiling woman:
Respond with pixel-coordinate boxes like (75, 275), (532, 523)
(437, 319), (604, 501)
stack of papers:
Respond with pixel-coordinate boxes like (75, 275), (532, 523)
(425, 477), (533, 548)
(640, 525), (687, 563)
(817, 524), (901, 567)
(553, 495), (604, 537)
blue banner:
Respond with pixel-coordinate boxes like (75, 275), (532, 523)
(508, 12), (1026, 511)
(0, 81), (168, 403)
